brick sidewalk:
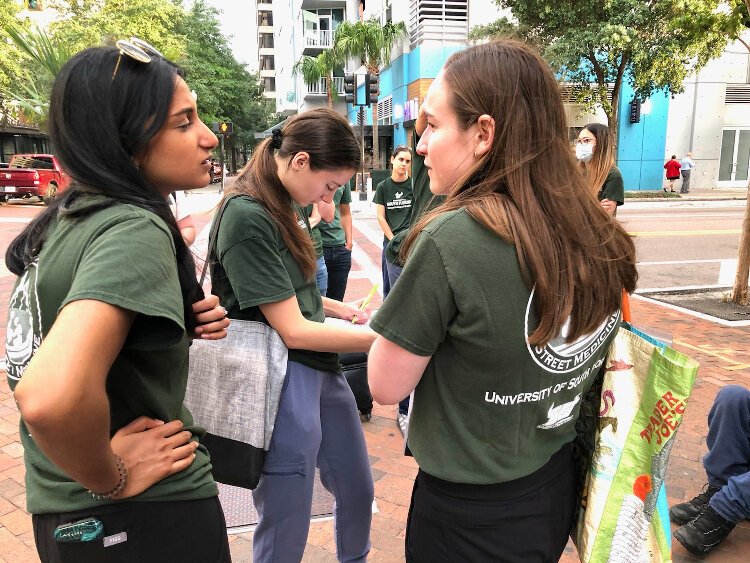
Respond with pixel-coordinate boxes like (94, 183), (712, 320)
(1, 207), (749, 561)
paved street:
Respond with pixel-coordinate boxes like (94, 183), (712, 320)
(0, 192), (749, 561)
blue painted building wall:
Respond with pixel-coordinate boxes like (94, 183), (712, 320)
(616, 82), (671, 191)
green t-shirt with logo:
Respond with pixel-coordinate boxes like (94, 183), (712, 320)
(210, 195), (338, 372)
(370, 208), (620, 484)
(302, 204), (323, 258)
(373, 177), (414, 243)
(5, 196), (217, 514)
(318, 185), (351, 247)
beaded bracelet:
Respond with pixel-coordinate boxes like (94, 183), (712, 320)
(88, 454), (128, 500)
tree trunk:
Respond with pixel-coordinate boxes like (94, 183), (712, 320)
(731, 177), (750, 305)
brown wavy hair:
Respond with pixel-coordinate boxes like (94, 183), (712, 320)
(228, 108), (360, 279)
(579, 123), (616, 197)
(402, 40), (637, 346)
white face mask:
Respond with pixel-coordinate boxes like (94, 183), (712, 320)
(575, 143), (594, 162)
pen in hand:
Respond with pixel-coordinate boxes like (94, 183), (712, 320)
(352, 284), (379, 324)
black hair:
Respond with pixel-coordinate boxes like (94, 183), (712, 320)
(5, 46), (202, 331)
(391, 145), (411, 158)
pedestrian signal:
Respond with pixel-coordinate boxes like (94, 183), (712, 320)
(220, 121), (233, 136)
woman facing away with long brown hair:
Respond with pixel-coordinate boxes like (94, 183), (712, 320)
(576, 122), (624, 216)
(209, 108), (376, 562)
(368, 39), (637, 561)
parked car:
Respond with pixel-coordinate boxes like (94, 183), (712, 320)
(0, 154), (71, 204)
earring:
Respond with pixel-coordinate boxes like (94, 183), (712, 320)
(474, 149), (479, 158)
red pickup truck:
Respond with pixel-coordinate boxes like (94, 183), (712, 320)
(0, 154), (71, 204)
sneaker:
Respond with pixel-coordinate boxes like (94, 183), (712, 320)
(674, 505), (736, 555)
(397, 413), (408, 437)
(670, 484), (722, 524)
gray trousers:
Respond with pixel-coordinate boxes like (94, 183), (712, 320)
(252, 361), (374, 562)
(680, 169), (691, 193)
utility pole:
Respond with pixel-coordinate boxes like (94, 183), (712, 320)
(359, 106), (366, 200)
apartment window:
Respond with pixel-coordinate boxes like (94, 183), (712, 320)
(259, 33), (274, 49)
(259, 55), (275, 71)
(258, 12), (273, 26)
(263, 77), (276, 93)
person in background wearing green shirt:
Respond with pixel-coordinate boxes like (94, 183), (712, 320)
(318, 185), (353, 300)
(374, 146), (413, 297)
(5, 43), (232, 562)
(368, 40), (638, 562)
(299, 203), (334, 296)
(576, 123), (624, 216)
(210, 109), (376, 562)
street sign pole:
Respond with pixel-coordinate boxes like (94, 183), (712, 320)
(219, 135), (225, 193)
(359, 106), (367, 201)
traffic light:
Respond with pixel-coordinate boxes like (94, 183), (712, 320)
(219, 121), (233, 136)
(629, 99), (641, 124)
(344, 74), (356, 105)
(26, 0), (43, 9)
(365, 73), (379, 105)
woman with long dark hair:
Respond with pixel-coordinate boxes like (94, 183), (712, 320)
(576, 122), (624, 216)
(5, 43), (231, 562)
(210, 108), (375, 562)
(368, 40), (638, 561)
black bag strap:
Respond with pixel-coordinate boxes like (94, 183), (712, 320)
(199, 195), (240, 286)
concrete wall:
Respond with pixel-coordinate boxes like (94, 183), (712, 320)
(664, 37), (750, 189)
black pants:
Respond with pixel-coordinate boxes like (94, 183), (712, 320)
(33, 496), (231, 563)
(405, 444), (575, 562)
(323, 244), (352, 301)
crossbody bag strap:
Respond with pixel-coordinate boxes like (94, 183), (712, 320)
(199, 195), (240, 286)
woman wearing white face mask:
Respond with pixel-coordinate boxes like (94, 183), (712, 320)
(576, 123), (624, 216)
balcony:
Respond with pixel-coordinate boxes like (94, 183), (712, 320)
(305, 76), (345, 97)
(304, 29), (332, 49)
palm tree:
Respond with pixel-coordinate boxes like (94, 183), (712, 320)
(332, 19), (407, 169)
(3, 23), (72, 130)
(293, 49), (342, 108)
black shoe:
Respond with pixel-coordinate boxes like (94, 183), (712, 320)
(670, 484), (722, 524)
(674, 506), (736, 555)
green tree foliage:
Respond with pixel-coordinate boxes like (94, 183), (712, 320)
(178, 0), (274, 161)
(49, 0), (185, 59)
(3, 0), (274, 156)
(331, 18), (407, 168)
(471, 0), (738, 142)
(0, 1), (32, 122)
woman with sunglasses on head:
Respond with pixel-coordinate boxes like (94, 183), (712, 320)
(5, 42), (232, 562)
(210, 108), (376, 562)
(374, 145), (413, 297)
(576, 123), (624, 216)
(368, 40), (637, 561)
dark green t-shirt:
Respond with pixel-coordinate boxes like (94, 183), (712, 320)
(318, 185), (351, 247)
(5, 196), (217, 514)
(370, 208), (620, 484)
(302, 204), (323, 258)
(373, 177), (414, 243)
(210, 196), (338, 372)
(385, 148), (445, 265)
(599, 166), (625, 206)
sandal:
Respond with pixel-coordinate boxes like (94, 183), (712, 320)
(663, 187), (668, 193)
